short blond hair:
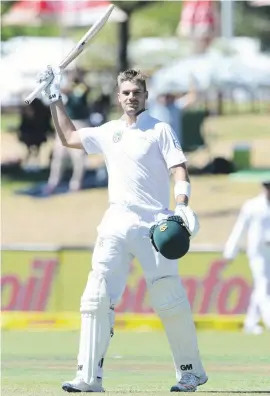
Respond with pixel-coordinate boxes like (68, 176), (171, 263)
(117, 69), (148, 91)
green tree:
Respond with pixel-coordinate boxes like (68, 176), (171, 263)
(112, 1), (158, 72)
(1, 0), (59, 41)
(1, 0), (17, 15)
(235, 1), (270, 51)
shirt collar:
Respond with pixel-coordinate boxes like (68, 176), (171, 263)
(120, 110), (149, 129)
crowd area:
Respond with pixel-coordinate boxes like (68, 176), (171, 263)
(13, 68), (110, 192)
(12, 67), (205, 193)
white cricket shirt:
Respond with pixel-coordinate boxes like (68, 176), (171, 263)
(223, 194), (270, 260)
(78, 110), (186, 212)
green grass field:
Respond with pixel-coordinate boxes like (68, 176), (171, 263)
(2, 330), (270, 395)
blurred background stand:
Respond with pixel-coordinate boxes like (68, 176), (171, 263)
(149, 51), (270, 116)
(1, 0), (127, 108)
(176, 0), (220, 54)
(2, 0), (127, 27)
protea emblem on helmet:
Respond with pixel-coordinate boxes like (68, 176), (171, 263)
(113, 130), (123, 143)
(149, 216), (190, 260)
(159, 223), (168, 232)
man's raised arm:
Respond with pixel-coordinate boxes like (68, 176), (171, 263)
(37, 66), (84, 150)
(50, 99), (84, 150)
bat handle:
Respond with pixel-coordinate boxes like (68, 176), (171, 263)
(24, 80), (49, 105)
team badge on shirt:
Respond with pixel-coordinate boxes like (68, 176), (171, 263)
(113, 130), (123, 143)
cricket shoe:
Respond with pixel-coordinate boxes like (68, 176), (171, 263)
(170, 373), (208, 392)
(62, 377), (104, 393)
(243, 325), (263, 335)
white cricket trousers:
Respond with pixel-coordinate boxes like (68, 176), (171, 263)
(245, 253), (270, 330)
(80, 204), (207, 382)
(91, 204), (180, 305)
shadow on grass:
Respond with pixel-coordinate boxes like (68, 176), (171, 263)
(132, 392), (270, 394)
(198, 208), (240, 218)
(2, 162), (62, 183)
(201, 392), (270, 394)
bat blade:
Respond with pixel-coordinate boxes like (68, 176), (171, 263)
(24, 4), (114, 105)
(60, 4), (114, 69)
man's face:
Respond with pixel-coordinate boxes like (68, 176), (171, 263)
(118, 80), (148, 115)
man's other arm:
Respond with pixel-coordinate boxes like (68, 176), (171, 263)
(170, 163), (190, 205)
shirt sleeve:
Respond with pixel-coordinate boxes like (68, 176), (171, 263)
(78, 126), (102, 154)
(223, 201), (251, 260)
(158, 123), (186, 169)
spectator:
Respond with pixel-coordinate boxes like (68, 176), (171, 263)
(46, 70), (90, 193)
(148, 76), (197, 144)
(17, 98), (52, 167)
(90, 91), (111, 126)
(223, 179), (270, 334)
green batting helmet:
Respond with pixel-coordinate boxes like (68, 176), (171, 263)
(149, 216), (191, 260)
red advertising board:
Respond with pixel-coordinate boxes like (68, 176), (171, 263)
(1, 249), (252, 315)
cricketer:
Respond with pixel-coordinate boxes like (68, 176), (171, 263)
(223, 179), (270, 335)
(37, 66), (208, 393)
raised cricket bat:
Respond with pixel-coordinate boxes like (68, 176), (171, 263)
(24, 4), (114, 105)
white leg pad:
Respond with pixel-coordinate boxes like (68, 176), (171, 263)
(148, 276), (206, 381)
(77, 272), (113, 385)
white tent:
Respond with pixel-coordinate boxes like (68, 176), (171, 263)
(1, 1), (127, 106)
(212, 53), (270, 89)
(149, 52), (270, 98)
(2, 1), (127, 27)
(150, 52), (221, 96)
(0, 37), (77, 106)
(1, 36), (77, 72)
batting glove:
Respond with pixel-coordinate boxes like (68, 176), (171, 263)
(37, 65), (62, 104)
(174, 204), (200, 239)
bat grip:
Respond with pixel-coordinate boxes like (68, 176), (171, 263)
(24, 80), (49, 105)
(24, 63), (69, 105)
